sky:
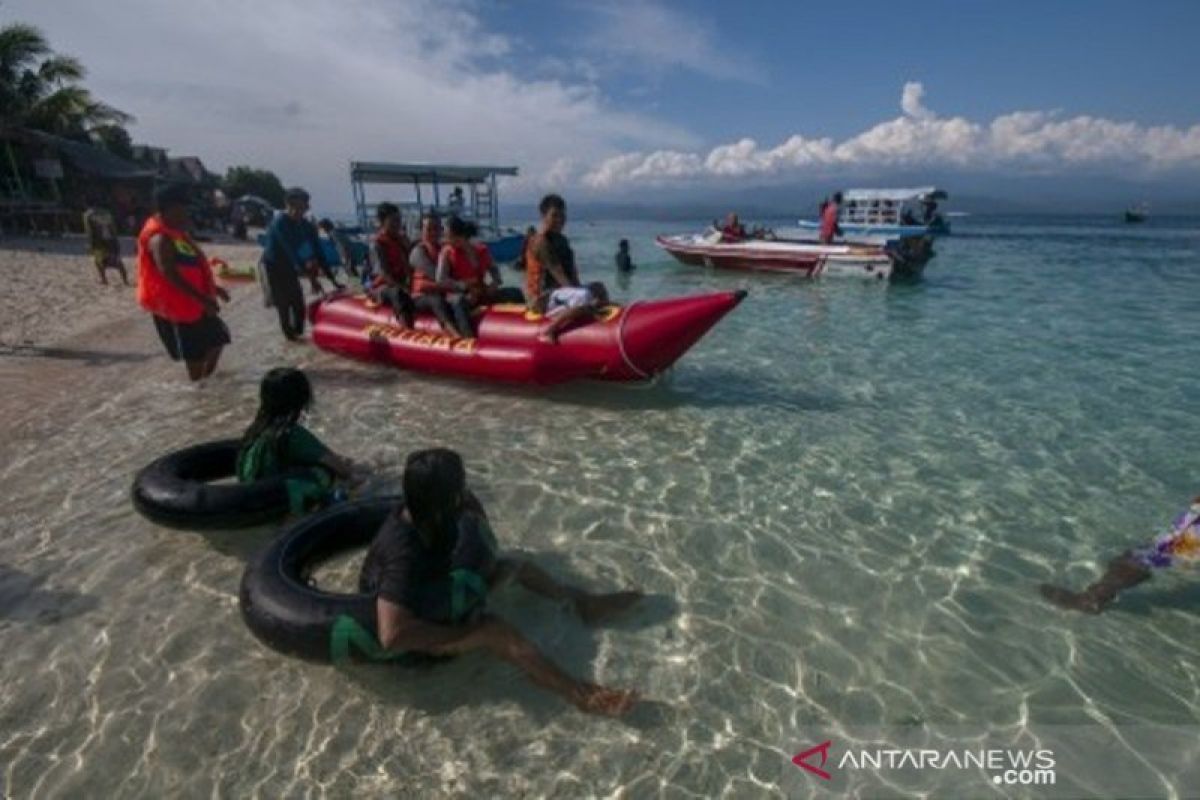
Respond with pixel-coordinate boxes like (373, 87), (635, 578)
(6, 0), (1200, 211)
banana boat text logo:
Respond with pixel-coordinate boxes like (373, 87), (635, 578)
(363, 323), (476, 353)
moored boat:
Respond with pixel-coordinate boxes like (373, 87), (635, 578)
(798, 186), (951, 237)
(656, 232), (930, 280)
(310, 290), (745, 384)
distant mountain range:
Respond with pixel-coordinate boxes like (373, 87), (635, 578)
(505, 172), (1200, 222)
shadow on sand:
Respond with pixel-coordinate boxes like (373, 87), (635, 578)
(0, 565), (100, 625)
(0, 343), (153, 366)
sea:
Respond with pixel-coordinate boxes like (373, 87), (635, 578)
(2, 215), (1200, 798)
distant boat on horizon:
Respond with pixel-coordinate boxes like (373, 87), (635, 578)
(1124, 202), (1148, 223)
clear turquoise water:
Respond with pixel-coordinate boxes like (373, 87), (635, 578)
(2, 216), (1200, 797)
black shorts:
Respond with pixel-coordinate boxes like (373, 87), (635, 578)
(153, 314), (231, 362)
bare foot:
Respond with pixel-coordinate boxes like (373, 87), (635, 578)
(575, 591), (643, 625)
(1039, 584), (1102, 614)
(537, 331), (559, 345)
(573, 684), (639, 716)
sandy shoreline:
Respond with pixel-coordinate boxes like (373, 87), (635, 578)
(0, 235), (266, 442)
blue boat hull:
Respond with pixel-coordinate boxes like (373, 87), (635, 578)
(485, 232), (524, 263)
(797, 220), (950, 237)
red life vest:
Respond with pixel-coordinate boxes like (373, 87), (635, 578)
(441, 242), (483, 287)
(372, 230), (411, 289)
(136, 215), (214, 323)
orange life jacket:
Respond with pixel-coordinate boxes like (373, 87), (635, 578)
(410, 239), (441, 295)
(524, 232), (545, 304)
(136, 215), (214, 323)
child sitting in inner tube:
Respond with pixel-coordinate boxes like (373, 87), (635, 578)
(1041, 496), (1200, 613)
(536, 281), (610, 344)
(237, 368), (367, 516)
(358, 448), (642, 716)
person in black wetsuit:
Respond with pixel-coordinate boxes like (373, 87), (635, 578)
(359, 448), (642, 716)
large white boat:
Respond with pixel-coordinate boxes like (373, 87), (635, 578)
(656, 228), (932, 280)
(799, 187), (951, 237)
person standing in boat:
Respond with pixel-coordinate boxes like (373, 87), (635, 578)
(525, 194), (580, 313)
(819, 191), (843, 244)
(719, 213), (746, 242)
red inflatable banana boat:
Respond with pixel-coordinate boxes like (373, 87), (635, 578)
(309, 290), (746, 384)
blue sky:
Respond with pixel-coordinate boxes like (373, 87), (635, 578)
(7, 0), (1200, 206)
(477, 0), (1200, 139)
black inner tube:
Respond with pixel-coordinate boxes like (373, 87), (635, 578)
(240, 496), (407, 664)
(131, 439), (291, 530)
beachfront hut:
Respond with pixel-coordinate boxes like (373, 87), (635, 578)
(1, 126), (157, 234)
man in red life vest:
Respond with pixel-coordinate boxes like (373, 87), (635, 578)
(136, 183), (230, 382)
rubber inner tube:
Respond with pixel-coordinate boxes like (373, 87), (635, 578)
(131, 439), (291, 530)
(240, 496), (416, 664)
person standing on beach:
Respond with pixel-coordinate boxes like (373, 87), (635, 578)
(83, 204), (129, 285)
(260, 187), (342, 340)
(136, 183), (230, 382)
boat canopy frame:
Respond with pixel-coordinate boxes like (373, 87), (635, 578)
(840, 186), (949, 227)
(349, 161), (518, 234)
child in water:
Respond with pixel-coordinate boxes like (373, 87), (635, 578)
(237, 367), (367, 515)
(1041, 497), (1200, 613)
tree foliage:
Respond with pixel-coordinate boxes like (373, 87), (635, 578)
(0, 22), (132, 137)
(222, 165), (285, 208)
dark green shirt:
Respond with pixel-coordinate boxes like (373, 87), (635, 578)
(236, 424), (328, 482)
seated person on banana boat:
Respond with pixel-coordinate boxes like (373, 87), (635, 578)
(237, 368), (367, 516)
(1040, 496), (1200, 613)
(537, 281), (610, 345)
(408, 212), (473, 338)
(525, 194), (580, 315)
(437, 217), (525, 329)
(359, 448), (642, 716)
(369, 202), (417, 329)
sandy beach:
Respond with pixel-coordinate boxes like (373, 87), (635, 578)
(0, 236), (264, 440)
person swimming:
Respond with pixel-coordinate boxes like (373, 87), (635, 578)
(237, 368), (367, 516)
(1040, 497), (1200, 613)
(358, 448), (641, 715)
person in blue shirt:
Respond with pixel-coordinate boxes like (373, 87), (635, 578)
(260, 187), (343, 340)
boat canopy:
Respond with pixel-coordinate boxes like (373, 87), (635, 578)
(349, 161), (519, 233)
(842, 187), (948, 203)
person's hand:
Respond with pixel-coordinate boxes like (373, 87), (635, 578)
(215, 286), (231, 303)
(202, 297), (220, 316)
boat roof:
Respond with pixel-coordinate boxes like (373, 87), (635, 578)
(350, 161), (519, 185)
(843, 187), (948, 202)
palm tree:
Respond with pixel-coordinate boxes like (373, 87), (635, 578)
(0, 22), (132, 137)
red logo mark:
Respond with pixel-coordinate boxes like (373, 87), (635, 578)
(793, 740), (833, 780)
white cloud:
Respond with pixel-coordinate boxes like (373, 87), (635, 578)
(579, 0), (764, 84)
(6, 0), (698, 208)
(582, 83), (1200, 189)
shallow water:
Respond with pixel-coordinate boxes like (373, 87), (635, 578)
(3, 215), (1200, 798)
